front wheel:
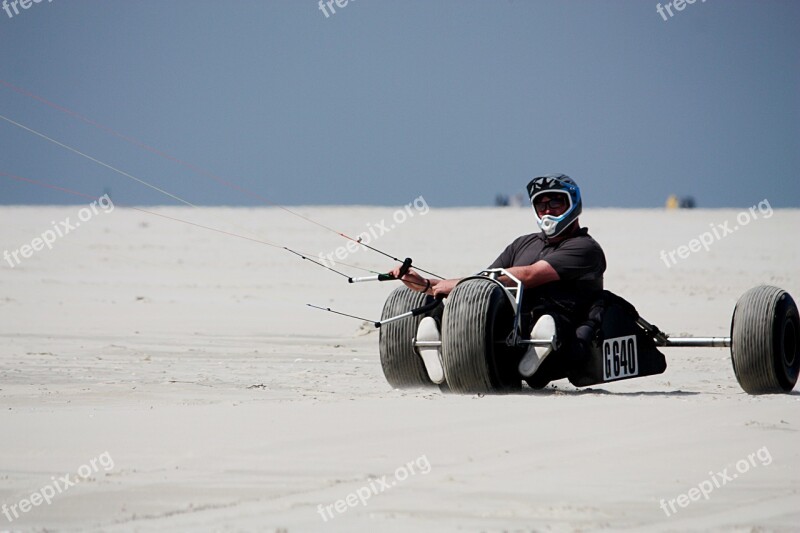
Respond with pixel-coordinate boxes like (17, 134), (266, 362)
(441, 278), (522, 393)
(379, 287), (435, 389)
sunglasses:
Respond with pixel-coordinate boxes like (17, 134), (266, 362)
(533, 196), (568, 211)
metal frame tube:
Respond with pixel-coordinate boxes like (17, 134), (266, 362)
(414, 340), (442, 348)
(661, 337), (731, 347)
(413, 338), (555, 349)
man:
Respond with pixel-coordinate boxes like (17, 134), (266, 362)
(391, 174), (606, 388)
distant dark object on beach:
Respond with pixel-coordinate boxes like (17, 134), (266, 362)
(666, 194), (697, 209)
(495, 193), (526, 207)
(495, 194), (509, 207)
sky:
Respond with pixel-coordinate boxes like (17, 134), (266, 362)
(0, 0), (798, 208)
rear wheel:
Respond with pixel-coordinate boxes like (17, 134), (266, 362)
(379, 287), (435, 388)
(731, 285), (799, 394)
(441, 278), (522, 393)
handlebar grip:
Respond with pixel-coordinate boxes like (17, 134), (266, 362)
(397, 257), (412, 278)
(377, 257), (413, 282)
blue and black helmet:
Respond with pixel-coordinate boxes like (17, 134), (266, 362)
(526, 173), (582, 238)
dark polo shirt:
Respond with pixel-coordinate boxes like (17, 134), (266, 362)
(488, 227), (606, 293)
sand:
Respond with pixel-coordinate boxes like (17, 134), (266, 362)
(1, 205), (798, 532)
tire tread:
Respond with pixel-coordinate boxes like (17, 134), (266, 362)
(731, 285), (794, 393)
(379, 287), (433, 388)
(442, 279), (517, 393)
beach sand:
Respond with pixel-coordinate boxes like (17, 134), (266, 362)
(1, 205), (798, 532)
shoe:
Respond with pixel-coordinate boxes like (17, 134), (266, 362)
(518, 314), (557, 378)
(416, 317), (445, 384)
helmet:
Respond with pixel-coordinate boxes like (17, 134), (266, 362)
(526, 174), (582, 238)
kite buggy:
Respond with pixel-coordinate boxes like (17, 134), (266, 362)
(366, 174), (799, 396)
(373, 262), (798, 395)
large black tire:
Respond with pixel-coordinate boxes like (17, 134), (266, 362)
(731, 285), (799, 394)
(441, 278), (522, 393)
(379, 287), (435, 389)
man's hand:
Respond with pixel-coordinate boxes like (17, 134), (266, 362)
(388, 265), (461, 296)
(388, 266), (427, 292)
(389, 266), (461, 297)
(432, 279), (458, 297)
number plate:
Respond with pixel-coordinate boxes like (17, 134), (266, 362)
(603, 334), (639, 381)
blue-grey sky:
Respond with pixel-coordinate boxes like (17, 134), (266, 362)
(1, 0), (798, 207)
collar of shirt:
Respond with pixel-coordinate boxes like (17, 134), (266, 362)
(540, 226), (589, 246)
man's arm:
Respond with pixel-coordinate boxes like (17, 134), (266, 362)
(389, 261), (558, 298)
(423, 261), (558, 297)
(498, 260), (560, 289)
